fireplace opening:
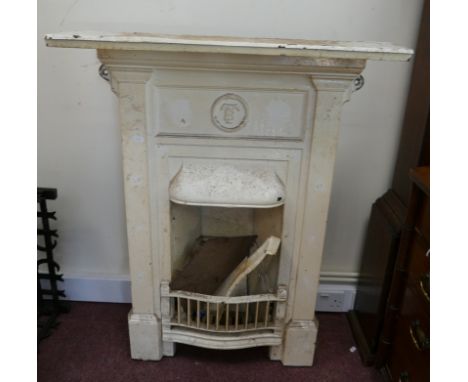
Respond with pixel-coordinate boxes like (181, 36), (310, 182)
(162, 203), (285, 342)
(169, 204), (283, 296)
(161, 163), (287, 346)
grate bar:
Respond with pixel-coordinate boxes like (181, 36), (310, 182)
(177, 297), (181, 324)
(225, 303), (229, 330)
(245, 303), (249, 329)
(187, 299), (191, 326)
(255, 301), (259, 329)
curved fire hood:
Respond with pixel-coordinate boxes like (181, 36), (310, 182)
(169, 164), (285, 208)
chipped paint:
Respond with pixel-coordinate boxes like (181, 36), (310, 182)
(131, 134), (145, 144)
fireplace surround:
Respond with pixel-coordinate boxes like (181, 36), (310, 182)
(45, 33), (412, 366)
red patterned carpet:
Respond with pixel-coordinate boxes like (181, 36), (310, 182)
(38, 302), (381, 382)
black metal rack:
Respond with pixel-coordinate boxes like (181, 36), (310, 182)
(37, 187), (69, 343)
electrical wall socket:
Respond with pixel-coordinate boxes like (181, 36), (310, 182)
(316, 292), (345, 312)
(315, 287), (356, 312)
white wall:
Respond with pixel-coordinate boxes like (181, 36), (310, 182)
(38, 0), (423, 282)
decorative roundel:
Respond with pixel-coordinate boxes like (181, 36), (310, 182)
(211, 93), (248, 131)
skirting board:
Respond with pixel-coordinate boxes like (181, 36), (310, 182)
(41, 273), (357, 312)
(41, 274), (132, 304)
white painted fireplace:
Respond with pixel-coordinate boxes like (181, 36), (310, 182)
(45, 33), (411, 366)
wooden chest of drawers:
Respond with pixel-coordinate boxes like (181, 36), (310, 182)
(380, 167), (429, 381)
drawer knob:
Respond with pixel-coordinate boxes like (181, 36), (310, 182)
(419, 273), (430, 302)
(399, 371), (410, 382)
(409, 320), (429, 351)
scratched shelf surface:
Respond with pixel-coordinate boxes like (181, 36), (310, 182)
(45, 32), (413, 61)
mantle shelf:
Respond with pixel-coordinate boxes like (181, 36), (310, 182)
(45, 32), (413, 61)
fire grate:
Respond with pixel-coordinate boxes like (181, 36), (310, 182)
(161, 282), (287, 349)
